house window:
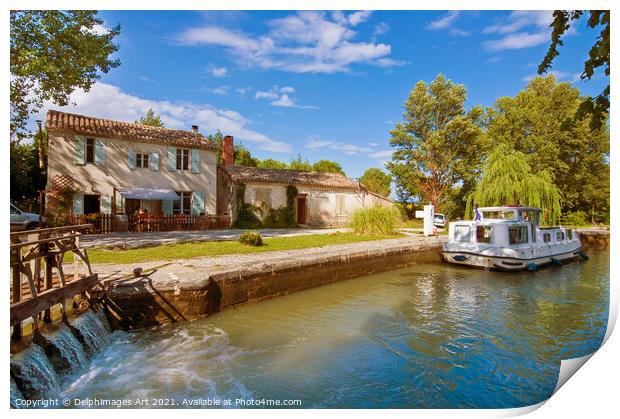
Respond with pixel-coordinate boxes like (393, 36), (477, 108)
(136, 153), (150, 168)
(454, 225), (471, 242)
(176, 148), (190, 170)
(543, 232), (551, 243)
(85, 138), (95, 163)
(255, 189), (271, 209)
(173, 191), (192, 214)
(476, 225), (493, 243)
(556, 231), (565, 242)
(336, 195), (346, 215)
(509, 226), (529, 245)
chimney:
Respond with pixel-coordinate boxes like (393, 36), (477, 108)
(191, 125), (199, 133)
(222, 135), (234, 167)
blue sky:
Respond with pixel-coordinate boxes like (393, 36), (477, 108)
(38, 10), (608, 178)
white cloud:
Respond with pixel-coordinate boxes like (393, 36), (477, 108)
(255, 85), (316, 109)
(428, 11), (460, 30)
(209, 85), (230, 95)
(372, 22), (390, 39)
(484, 31), (549, 51)
(348, 11), (372, 26)
(255, 90), (279, 100)
(368, 150), (393, 159)
(175, 11), (403, 74)
(482, 11), (563, 51)
(483, 11), (553, 35)
(82, 23), (111, 36)
(522, 70), (581, 82)
(208, 66), (228, 77)
(449, 28), (470, 37)
(270, 94), (296, 107)
(305, 136), (375, 155)
(39, 82), (291, 153)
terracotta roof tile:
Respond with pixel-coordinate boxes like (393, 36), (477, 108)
(225, 166), (360, 190)
(45, 110), (217, 151)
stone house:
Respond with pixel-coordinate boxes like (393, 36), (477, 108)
(45, 110), (218, 225)
(217, 137), (393, 227)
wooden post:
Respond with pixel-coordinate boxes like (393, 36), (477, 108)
(11, 248), (22, 340)
(111, 187), (116, 232)
(43, 252), (54, 323)
(73, 235), (80, 281)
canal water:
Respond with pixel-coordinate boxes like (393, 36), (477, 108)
(59, 249), (609, 408)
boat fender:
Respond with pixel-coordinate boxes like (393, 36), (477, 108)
(551, 258), (562, 266)
(452, 255), (468, 262)
(527, 263), (538, 272)
(579, 251), (590, 261)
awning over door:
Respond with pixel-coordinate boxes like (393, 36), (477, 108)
(117, 187), (180, 201)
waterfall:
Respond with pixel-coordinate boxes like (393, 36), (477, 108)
(72, 310), (112, 354)
(40, 324), (88, 374)
(10, 378), (23, 409)
(10, 344), (61, 400)
(10, 310), (113, 404)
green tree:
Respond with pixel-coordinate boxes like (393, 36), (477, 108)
(10, 141), (47, 207)
(387, 74), (485, 210)
(289, 154), (313, 171)
(312, 159), (345, 175)
(486, 75), (609, 220)
(257, 158), (288, 170)
(234, 143), (259, 167)
(466, 145), (562, 225)
(10, 11), (121, 141)
(538, 10), (609, 130)
(360, 168), (392, 197)
(135, 108), (164, 127)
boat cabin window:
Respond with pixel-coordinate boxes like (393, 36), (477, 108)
(543, 232), (551, 243)
(567, 229), (573, 240)
(508, 226), (529, 245)
(556, 231), (565, 242)
(476, 225), (493, 243)
(454, 225), (471, 242)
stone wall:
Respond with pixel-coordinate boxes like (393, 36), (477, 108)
(104, 237), (445, 329)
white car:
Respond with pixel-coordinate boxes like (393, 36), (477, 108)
(10, 204), (45, 231)
(433, 213), (446, 228)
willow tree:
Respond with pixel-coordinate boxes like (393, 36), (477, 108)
(387, 74), (485, 211)
(466, 145), (562, 225)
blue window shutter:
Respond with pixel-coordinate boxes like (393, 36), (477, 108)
(162, 200), (173, 215)
(101, 194), (111, 214)
(128, 149), (136, 169)
(74, 136), (85, 165)
(168, 147), (177, 171)
(150, 152), (159, 171)
(192, 191), (205, 215)
(191, 149), (200, 174)
(73, 193), (84, 215)
(95, 139), (106, 165)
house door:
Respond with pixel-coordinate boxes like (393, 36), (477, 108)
(296, 195), (307, 224)
(83, 194), (101, 214)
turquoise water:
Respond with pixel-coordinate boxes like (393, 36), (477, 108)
(60, 248), (609, 408)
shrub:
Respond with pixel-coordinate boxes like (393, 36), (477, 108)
(561, 210), (588, 227)
(350, 206), (401, 236)
(239, 230), (263, 246)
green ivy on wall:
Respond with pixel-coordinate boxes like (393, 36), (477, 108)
(232, 183), (299, 229)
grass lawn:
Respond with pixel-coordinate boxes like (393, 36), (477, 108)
(73, 232), (404, 265)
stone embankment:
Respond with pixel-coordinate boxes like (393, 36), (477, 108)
(103, 235), (446, 329)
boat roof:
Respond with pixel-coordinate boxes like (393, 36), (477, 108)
(479, 206), (541, 212)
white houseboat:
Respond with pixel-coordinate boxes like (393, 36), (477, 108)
(442, 206), (587, 271)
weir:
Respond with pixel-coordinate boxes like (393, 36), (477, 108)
(10, 225), (113, 405)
